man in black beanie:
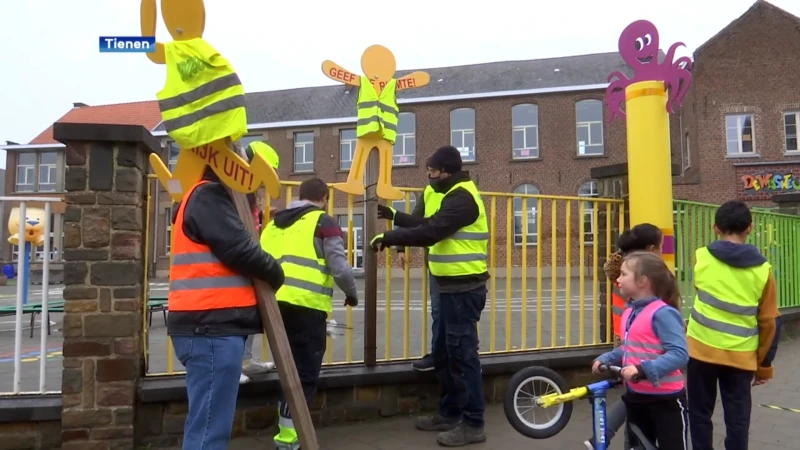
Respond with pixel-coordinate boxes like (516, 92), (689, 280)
(371, 146), (489, 447)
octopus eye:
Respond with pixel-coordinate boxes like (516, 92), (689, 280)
(635, 37), (644, 51)
(644, 34), (652, 46)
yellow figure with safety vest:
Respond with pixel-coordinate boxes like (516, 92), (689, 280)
(322, 45), (431, 200)
(140, 0), (280, 203)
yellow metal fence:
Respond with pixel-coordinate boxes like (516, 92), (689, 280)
(143, 179), (624, 375)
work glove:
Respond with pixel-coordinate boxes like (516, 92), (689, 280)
(370, 233), (387, 251)
(344, 296), (359, 307)
(377, 205), (396, 221)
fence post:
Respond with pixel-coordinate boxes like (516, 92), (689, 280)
(54, 123), (155, 450)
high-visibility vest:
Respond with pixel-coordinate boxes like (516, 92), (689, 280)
(428, 180), (489, 277)
(611, 283), (625, 338)
(356, 76), (399, 144)
(621, 300), (685, 394)
(687, 247), (769, 353)
(168, 181), (256, 312)
(261, 210), (334, 314)
(157, 38), (247, 149)
(423, 185), (444, 218)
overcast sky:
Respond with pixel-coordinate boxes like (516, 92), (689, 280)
(1, 0), (798, 170)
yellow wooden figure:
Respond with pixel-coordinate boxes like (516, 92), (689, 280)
(140, 0), (280, 202)
(322, 45), (430, 200)
(7, 207), (47, 247)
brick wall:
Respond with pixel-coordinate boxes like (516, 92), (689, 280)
(675, 1), (800, 205)
(58, 125), (150, 449)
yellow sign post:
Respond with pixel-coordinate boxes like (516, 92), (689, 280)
(605, 20), (693, 272)
(322, 45), (430, 200)
(140, 1), (318, 449)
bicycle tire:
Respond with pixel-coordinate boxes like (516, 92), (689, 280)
(503, 366), (573, 439)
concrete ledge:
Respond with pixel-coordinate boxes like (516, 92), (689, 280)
(139, 346), (608, 404)
(0, 394), (62, 422)
(591, 162), (681, 179)
(772, 192), (800, 204)
(53, 122), (160, 155)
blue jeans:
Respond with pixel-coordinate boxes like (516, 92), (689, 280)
(172, 335), (245, 450)
(434, 286), (486, 427)
(429, 271), (441, 356)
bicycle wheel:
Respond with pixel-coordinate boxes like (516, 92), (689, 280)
(503, 366), (573, 439)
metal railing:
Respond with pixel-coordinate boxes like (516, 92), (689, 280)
(143, 181), (626, 374)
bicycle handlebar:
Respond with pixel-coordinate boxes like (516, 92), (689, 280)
(599, 364), (644, 382)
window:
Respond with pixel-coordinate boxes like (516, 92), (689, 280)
(784, 112), (799, 152)
(38, 152), (57, 192)
(338, 214), (364, 270)
(165, 206), (173, 253)
(393, 113), (416, 165)
(450, 108), (476, 162)
(339, 129), (357, 171)
(682, 133), (691, 170)
(513, 184), (539, 245)
(726, 114), (754, 155)
(391, 195), (417, 230)
(16, 153), (35, 192)
(294, 132), (314, 172)
(578, 181), (599, 243)
(512, 104), (539, 159)
(576, 100), (604, 155)
(165, 141), (180, 172)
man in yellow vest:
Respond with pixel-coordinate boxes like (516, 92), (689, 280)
(371, 146), (489, 447)
(378, 185), (444, 372)
(686, 200), (780, 450)
(261, 177), (359, 450)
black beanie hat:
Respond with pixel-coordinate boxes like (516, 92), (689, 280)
(427, 146), (463, 174)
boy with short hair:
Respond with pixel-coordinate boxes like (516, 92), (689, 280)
(687, 200), (781, 450)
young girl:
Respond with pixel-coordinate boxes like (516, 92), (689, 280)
(592, 252), (689, 450)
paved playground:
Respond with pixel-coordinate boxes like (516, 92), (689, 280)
(188, 336), (800, 449)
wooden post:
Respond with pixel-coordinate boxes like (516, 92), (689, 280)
(363, 148), (380, 366)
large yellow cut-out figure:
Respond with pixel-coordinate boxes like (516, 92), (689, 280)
(322, 45), (430, 200)
(140, 0), (280, 203)
(8, 207), (47, 247)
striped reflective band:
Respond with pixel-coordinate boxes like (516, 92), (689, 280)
(171, 276), (251, 291)
(278, 415), (294, 429)
(690, 309), (758, 338)
(357, 117), (397, 131)
(428, 253), (487, 263)
(172, 251), (220, 265)
(451, 231), (490, 240)
(612, 305), (624, 316)
(162, 96), (246, 133)
(359, 100), (399, 115)
(159, 73), (242, 111)
(282, 277), (334, 297)
(278, 255), (330, 276)
(696, 290), (759, 316)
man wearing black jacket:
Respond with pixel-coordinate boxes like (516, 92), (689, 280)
(168, 167), (285, 450)
(371, 146), (489, 447)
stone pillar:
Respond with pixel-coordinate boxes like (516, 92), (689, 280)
(772, 193), (800, 215)
(54, 123), (159, 450)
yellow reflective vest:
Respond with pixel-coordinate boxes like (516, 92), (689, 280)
(428, 181), (489, 277)
(356, 76), (399, 144)
(157, 38), (247, 149)
(423, 185), (444, 218)
(687, 247), (770, 353)
(261, 210), (334, 314)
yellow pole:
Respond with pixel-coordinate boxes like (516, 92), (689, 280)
(625, 80), (676, 272)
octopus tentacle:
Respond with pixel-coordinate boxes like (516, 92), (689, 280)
(663, 41), (686, 67)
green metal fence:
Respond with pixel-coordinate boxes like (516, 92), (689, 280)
(674, 200), (800, 314)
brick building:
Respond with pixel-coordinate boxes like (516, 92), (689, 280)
(3, 0), (798, 276)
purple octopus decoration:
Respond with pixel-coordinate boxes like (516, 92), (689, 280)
(605, 20), (693, 123)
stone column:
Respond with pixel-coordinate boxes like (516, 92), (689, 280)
(54, 123), (159, 450)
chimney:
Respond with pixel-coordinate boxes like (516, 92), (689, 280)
(72, 102), (89, 108)
(5, 141), (19, 146)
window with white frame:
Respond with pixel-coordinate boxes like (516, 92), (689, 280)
(294, 132), (314, 172)
(15, 152), (36, 192)
(167, 141), (180, 172)
(38, 152), (57, 192)
(512, 104), (539, 159)
(576, 100), (604, 156)
(682, 133), (691, 170)
(513, 184), (539, 245)
(393, 113), (416, 166)
(165, 206), (173, 253)
(725, 114), (755, 155)
(391, 195), (417, 230)
(784, 112), (799, 152)
(340, 129), (357, 171)
(450, 108), (476, 162)
(578, 181), (599, 243)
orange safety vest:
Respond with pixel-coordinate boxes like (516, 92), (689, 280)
(611, 282), (626, 338)
(168, 180), (257, 312)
